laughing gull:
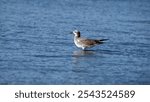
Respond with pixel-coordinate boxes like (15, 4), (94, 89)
(72, 30), (108, 50)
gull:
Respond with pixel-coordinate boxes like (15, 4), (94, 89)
(72, 30), (108, 50)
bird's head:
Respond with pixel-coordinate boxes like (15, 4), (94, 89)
(73, 30), (80, 37)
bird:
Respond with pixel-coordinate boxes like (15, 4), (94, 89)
(72, 30), (108, 50)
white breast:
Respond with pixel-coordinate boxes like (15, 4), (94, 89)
(74, 37), (83, 48)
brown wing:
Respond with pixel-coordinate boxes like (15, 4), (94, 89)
(78, 38), (101, 45)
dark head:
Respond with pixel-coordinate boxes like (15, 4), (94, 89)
(73, 30), (80, 37)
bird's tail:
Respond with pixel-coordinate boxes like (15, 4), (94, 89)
(96, 39), (108, 44)
(99, 39), (109, 41)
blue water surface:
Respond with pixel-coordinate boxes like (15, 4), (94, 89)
(0, 0), (150, 84)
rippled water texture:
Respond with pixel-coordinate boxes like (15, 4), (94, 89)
(0, 0), (150, 84)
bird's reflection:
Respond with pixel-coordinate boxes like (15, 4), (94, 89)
(73, 50), (95, 57)
(72, 50), (95, 65)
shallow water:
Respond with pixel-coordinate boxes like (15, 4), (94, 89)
(0, 0), (150, 84)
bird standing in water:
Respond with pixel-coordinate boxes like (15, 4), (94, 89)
(72, 30), (108, 50)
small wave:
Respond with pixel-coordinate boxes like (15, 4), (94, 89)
(119, 20), (150, 24)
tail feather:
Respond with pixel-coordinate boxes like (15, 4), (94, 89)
(95, 39), (108, 44)
(99, 39), (109, 41)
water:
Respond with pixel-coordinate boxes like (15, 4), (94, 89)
(0, 0), (150, 84)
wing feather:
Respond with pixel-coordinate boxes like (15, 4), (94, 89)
(78, 38), (99, 45)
